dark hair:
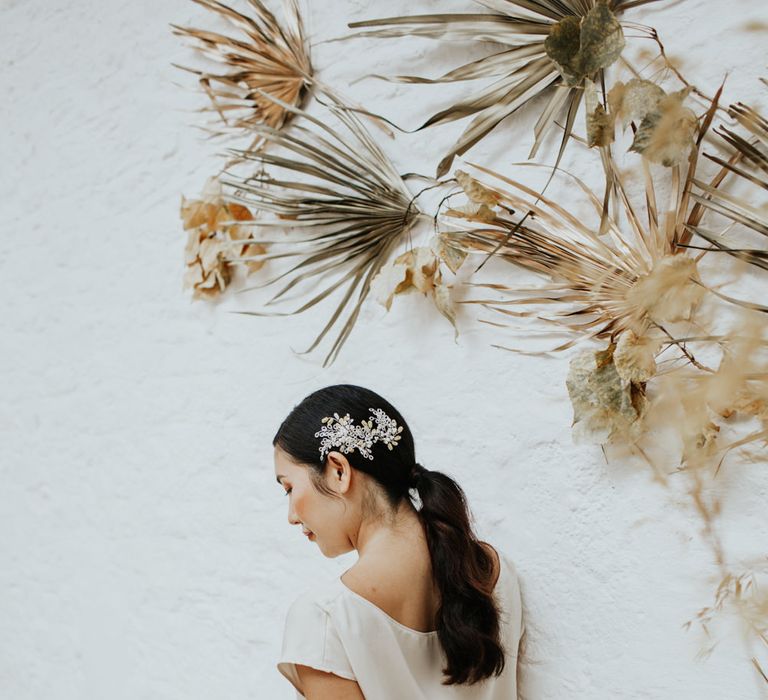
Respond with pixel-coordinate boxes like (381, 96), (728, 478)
(272, 384), (505, 685)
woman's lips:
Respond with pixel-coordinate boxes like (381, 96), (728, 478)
(304, 531), (314, 540)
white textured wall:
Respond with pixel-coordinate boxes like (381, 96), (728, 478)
(1, 1), (767, 698)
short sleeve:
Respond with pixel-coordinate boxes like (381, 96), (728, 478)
(276, 591), (356, 696)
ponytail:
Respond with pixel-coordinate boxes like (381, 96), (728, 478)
(413, 463), (506, 685)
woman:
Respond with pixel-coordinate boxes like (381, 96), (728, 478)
(273, 384), (525, 699)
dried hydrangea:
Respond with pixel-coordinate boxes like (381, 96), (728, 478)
(181, 179), (266, 300)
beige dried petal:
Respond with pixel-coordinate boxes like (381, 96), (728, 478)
(614, 330), (660, 383)
(197, 270), (220, 290)
(706, 315), (768, 419)
(626, 255), (703, 324)
(371, 258), (410, 311)
(585, 78), (614, 147)
(371, 247), (458, 337)
(399, 246), (439, 294)
(683, 420), (720, 465)
(433, 278), (459, 341)
(630, 89), (697, 166)
(719, 392), (767, 420)
(241, 242), (268, 273)
(187, 263), (228, 301)
(227, 202), (254, 223)
(198, 236), (225, 274)
(181, 197), (219, 234)
(435, 233), (469, 274)
(608, 79), (666, 130)
(455, 170), (501, 206)
(213, 266), (231, 290)
(181, 183), (263, 300)
(445, 202), (498, 224)
(184, 227), (204, 264)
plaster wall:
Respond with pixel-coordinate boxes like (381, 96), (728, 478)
(1, 1), (767, 698)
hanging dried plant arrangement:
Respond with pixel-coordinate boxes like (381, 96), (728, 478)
(439, 90), (768, 444)
(444, 160), (715, 358)
(348, 0), (661, 178)
(218, 88), (424, 367)
(172, 0), (312, 154)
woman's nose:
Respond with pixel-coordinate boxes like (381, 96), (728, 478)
(288, 504), (300, 525)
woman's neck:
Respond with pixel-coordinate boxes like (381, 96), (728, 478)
(353, 500), (425, 561)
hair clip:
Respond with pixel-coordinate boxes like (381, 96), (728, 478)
(314, 407), (403, 461)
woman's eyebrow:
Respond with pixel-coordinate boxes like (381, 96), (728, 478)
(276, 475), (285, 484)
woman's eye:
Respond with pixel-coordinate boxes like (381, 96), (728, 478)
(284, 488), (292, 496)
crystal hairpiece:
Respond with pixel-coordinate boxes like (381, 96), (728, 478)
(314, 408), (403, 461)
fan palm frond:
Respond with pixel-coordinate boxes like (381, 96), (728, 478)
(172, 0), (312, 152)
(444, 160), (701, 354)
(685, 92), (768, 271)
(438, 90), (766, 356)
(348, 0), (660, 177)
(218, 89), (423, 367)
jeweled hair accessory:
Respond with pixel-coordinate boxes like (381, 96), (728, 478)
(315, 407), (403, 461)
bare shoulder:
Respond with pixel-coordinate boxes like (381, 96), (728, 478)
(341, 559), (409, 607)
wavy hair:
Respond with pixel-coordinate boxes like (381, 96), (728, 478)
(272, 383), (505, 685)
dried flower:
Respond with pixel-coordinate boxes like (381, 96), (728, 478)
(181, 179), (266, 300)
(371, 243), (458, 338)
(566, 343), (647, 445)
(629, 88), (698, 166)
(614, 330), (661, 383)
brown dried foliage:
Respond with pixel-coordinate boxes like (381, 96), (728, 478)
(348, 0), (660, 177)
(172, 0), (312, 152)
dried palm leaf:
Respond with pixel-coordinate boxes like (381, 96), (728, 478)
(444, 159), (712, 357)
(172, 0), (312, 153)
(348, 0), (660, 178)
(685, 94), (768, 271)
(217, 89), (423, 367)
(442, 99), (768, 452)
(443, 89), (766, 354)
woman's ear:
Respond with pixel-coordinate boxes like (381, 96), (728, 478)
(326, 451), (352, 493)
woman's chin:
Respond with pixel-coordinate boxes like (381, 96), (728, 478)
(320, 542), (354, 559)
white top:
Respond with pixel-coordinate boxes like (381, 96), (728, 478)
(277, 549), (524, 699)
